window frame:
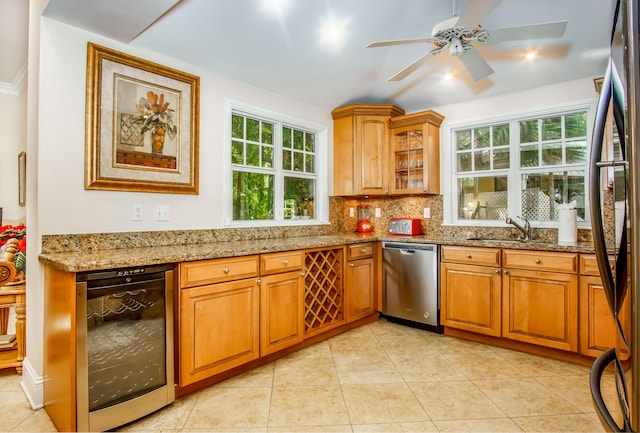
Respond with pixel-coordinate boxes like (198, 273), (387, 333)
(224, 100), (328, 227)
(444, 100), (596, 229)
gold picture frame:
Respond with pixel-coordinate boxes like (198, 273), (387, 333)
(85, 43), (200, 194)
(18, 152), (26, 206)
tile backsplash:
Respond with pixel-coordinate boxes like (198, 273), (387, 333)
(330, 195), (595, 244)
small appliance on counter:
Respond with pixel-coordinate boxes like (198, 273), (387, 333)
(388, 217), (422, 235)
(356, 203), (373, 233)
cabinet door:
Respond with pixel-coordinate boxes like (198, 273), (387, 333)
(389, 113), (441, 195)
(355, 115), (389, 195)
(260, 271), (304, 356)
(502, 269), (578, 351)
(179, 278), (259, 386)
(579, 275), (630, 359)
(440, 262), (502, 336)
(346, 257), (375, 322)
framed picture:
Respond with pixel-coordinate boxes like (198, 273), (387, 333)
(85, 43), (200, 194)
(18, 152), (26, 206)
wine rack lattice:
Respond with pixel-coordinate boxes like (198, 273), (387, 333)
(304, 248), (344, 335)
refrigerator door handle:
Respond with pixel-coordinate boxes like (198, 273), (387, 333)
(591, 347), (629, 432)
(589, 60), (616, 312)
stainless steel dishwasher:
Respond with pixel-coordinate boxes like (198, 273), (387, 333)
(382, 241), (441, 333)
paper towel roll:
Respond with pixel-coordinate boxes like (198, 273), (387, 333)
(558, 208), (577, 246)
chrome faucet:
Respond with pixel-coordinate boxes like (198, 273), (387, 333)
(506, 216), (531, 241)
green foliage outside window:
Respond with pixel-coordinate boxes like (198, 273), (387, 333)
(231, 111), (318, 222)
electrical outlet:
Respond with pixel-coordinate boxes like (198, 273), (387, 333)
(424, 207), (431, 219)
(349, 207), (355, 217)
(154, 205), (170, 221)
(375, 207), (381, 218)
(133, 204), (144, 221)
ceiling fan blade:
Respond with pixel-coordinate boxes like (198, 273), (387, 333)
(388, 51), (433, 81)
(459, 48), (494, 81)
(367, 38), (434, 48)
(488, 21), (568, 43)
(456, 0), (503, 29)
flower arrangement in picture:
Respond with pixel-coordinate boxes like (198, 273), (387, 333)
(136, 91), (177, 155)
(0, 224), (26, 281)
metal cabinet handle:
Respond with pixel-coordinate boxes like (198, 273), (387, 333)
(360, 248), (367, 253)
(256, 279), (261, 284)
(503, 269), (509, 275)
(466, 254), (472, 259)
(349, 263), (355, 267)
(495, 269), (501, 274)
(282, 259), (289, 265)
(223, 267), (230, 273)
(300, 271), (306, 276)
(535, 259), (541, 264)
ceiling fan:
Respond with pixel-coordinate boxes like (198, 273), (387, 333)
(366, 0), (568, 81)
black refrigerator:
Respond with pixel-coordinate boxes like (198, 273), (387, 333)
(589, 0), (640, 431)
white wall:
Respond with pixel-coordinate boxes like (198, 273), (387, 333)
(37, 18), (333, 237)
(0, 89), (27, 224)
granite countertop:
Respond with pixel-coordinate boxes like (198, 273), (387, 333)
(39, 232), (596, 273)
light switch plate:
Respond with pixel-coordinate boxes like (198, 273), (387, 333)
(154, 205), (170, 221)
(375, 208), (381, 218)
(424, 207), (431, 219)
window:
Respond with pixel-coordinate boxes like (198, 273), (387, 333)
(453, 106), (590, 225)
(228, 104), (323, 225)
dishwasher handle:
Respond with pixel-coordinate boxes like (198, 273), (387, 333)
(382, 242), (436, 253)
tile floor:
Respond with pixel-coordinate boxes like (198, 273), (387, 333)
(0, 319), (615, 432)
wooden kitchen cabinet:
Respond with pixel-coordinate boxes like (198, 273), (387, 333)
(441, 246), (502, 336)
(179, 257), (260, 386)
(332, 104), (405, 196)
(259, 251), (305, 356)
(389, 110), (444, 195)
(579, 254), (631, 359)
(346, 243), (376, 322)
(502, 249), (579, 352)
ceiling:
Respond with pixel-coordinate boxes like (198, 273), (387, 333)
(0, 0), (28, 91)
(5, 0), (612, 112)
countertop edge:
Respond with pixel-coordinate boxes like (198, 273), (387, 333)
(38, 233), (596, 273)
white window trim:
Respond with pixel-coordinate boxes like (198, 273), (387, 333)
(223, 99), (329, 228)
(443, 99), (597, 229)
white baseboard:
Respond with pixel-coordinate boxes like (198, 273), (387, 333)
(20, 357), (44, 409)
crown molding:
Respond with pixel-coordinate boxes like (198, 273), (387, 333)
(0, 63), (27, 96)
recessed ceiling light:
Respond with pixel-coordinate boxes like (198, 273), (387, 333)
(525, 51), (537, 60)
(444, 72), (455, 80)
(325, 24), (342, 40)
(320, 19), (348, 50)
(261, 0), (290, 17)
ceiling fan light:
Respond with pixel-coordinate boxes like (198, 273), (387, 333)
(449, 37), (464, 56)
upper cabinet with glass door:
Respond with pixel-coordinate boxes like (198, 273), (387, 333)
(389, 110), (444, 195)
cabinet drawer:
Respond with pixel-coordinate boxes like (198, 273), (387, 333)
(580, 254), (615, 276)
(503, 249), (578, 273)
(441, 245), (500, 267)
(347, 242), (374, 260)
(180, 256), (259, 287)
(260, 251), (304, 275)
